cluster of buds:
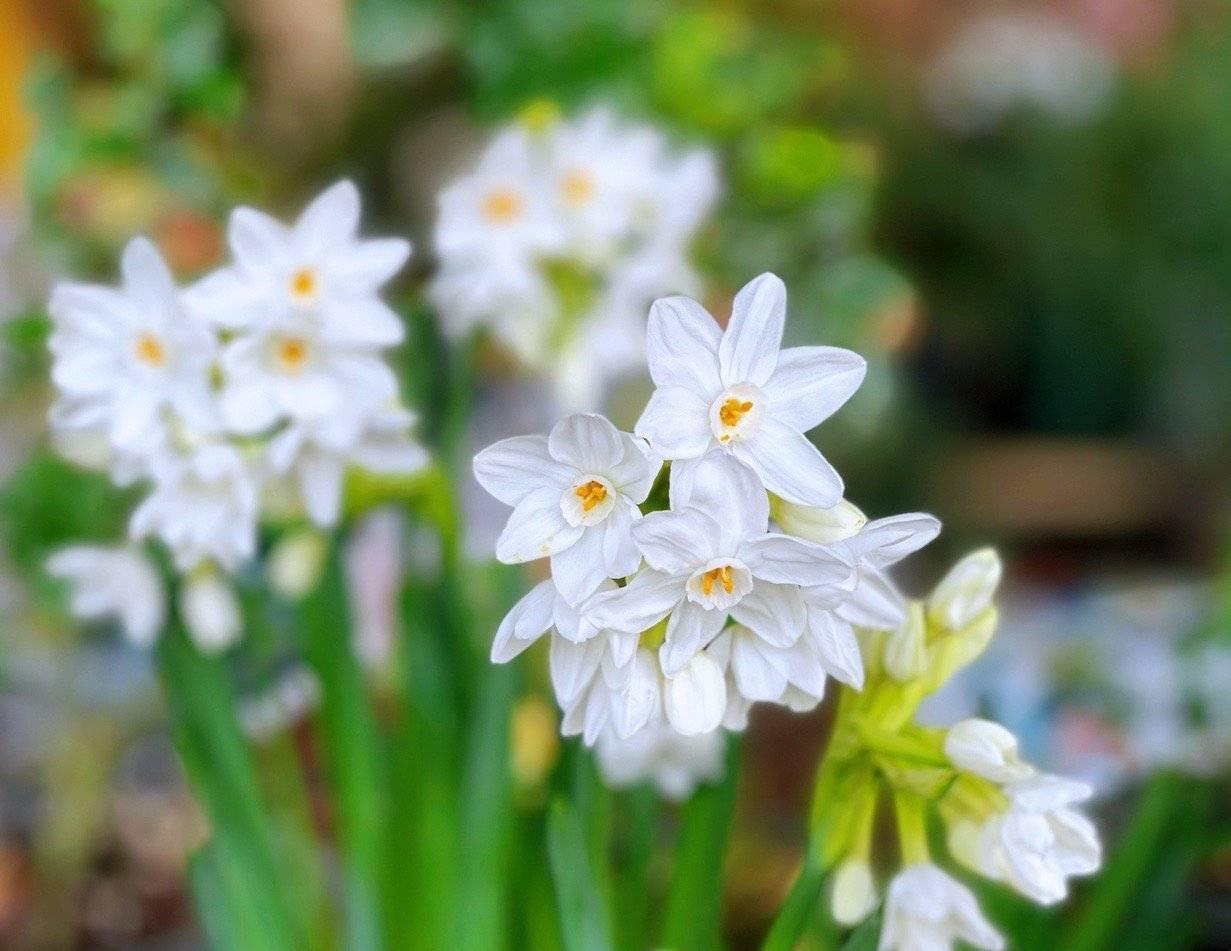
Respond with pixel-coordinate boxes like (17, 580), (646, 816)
(474, 273), (941, 782)
(45, 182), (426, 652)
(814, 550), (1102, 951)
(430, 106), (718, 410)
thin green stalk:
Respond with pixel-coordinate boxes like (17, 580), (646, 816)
(612, 787), (659, 951)
(760, 854), (828, 951)
(661, 737), (741, 951)
(297, 552), (386, 951)
(548, 797), (616, 951)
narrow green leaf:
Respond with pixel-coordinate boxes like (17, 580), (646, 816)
(838, 913), (881, 951)
(612, 787), (659, 951)
(548, 797), (615, 951)
(759, 855), (827, 951)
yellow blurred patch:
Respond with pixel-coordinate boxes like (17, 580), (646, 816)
(0, 2), (36, 192)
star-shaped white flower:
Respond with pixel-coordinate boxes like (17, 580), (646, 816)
(635, 272), (866, 506)
(184, 180), (410, 347)
(880, 864), (1004, 951)
(46, 544), (166, 647)
(590, 452), (853, 677)
(48, 237), (217, 454)
(473, 413), (660, 605)
(595, 722), (725, 801)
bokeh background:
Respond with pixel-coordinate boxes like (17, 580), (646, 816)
(0, 0), (1228, 948)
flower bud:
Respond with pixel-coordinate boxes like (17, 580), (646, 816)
(831, 858), (877, 926)
(179, 572), (241, 654)
(266, 529), (328, 599)
(771, 497), (867, 543)
(944, 718), (1033, 783)
(927, 548), (1002, 629)
(884, 602), (928, 682)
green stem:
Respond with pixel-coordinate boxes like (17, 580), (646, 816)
(759, 854), (828, 951)
(612, 787), (659, 951)
(892, 791), (930, 866)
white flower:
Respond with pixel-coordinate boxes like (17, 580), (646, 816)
(595, 723), (725, 800)
(184, 180), (410, 346)
(473, 413), (660, 604)
(179, 571), (242, 654)
(927, 548), (1002, 629)
(635, 273), (866, 506)
(976, 774), (1101, 905)
(944, 719), (1034, 783)
(267, 404), (428, 527)
(46, 544), (165, 647)
(48, 237), (216, 454)
(129, 442), (260, 571)
(880, 864), (1004, 951)
(590, 452), (853, 677)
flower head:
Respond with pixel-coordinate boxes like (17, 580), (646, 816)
(46, 544), (165, 646)
(880, 864), (1004, 951)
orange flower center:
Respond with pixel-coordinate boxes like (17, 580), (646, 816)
(574, 480), (609, 512)
(719, 398), (754, 428)
(482, 188), (525, 223)
(560, 169), (595, 207)
(132, 332), (167, 367)
(700, 565), (735, 597)
(275, 336), (310, 371)
(289, 267), (318, 299)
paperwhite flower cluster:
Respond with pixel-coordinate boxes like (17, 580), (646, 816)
(474, 273), (939, 763)
(431, 106), (718, 410)
(45, 182), (426, 652)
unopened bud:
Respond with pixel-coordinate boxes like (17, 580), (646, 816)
(267, 529), (328, 599)
(884, 602), (928, 682)
(180, 571), (241, 654)
(927, 548), (1002, 629)
(945, 718), (1033, 783)
(831, 858), (877, 926)
(771, 497), (867, 544)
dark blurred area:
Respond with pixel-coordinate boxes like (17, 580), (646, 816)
(0, 1), (1227, 948)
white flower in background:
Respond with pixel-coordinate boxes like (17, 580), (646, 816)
(184, 180), (410, 346)
(268, 404), (428, 527)
(591, 452), (853, 676)
(595, 723), (725, 800)
(831, 858), (878, 926)
(927, 548), (1002, 629)
(46, 545), (165, 647)
(129, 442), (260, 572)
(473, 413), (660, 604)
(880, 864), (1004, 951)
(48, 237), (217, 453)
(976, 774), (1101, 905)
(636, 273), (866, 506)
(268, 528), (329, 600)
(179, 570), (242, 654)
(945, 718), (1034, 783)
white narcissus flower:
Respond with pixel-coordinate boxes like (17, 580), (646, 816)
(179, 571), (242, 654)
(635, 273), (866, 506)
(927, 547), (1002, 629)
(591, 453), (853, 677)
(46, 545), (165, 647)
(48, 237), (217, 453)
(129, 442), (260, 572)
(184, 180), (411, 347)
(473, 413), (660, 604)
(944, 718), (1035, 783)
(595, 723), (726, 800)
(976, 774), (1102, 905)
(880, 864), (1004, 951)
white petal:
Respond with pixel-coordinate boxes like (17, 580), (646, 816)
(550, 525), (608, 605)
(664, 653), (727, 736)
(607, 433), (660, 503)
(633, 508), (719, 574)
(495, 486), (578, 563)
(634, 386), (712, 459)
(300, 455), (344, 526)
(120, 236), (176, 315)
(645, 294), (722, 394)
(850, 513), (941, 569)
(328, 237), (411, 291)
(490, 580), (555, 662)
(659, 600), (726, 675)
(320, 297), (406, 346)
(765, 346), (866, 432)
(229, 206), (290, 271)
(720, 273), (785, 387)
(182, 267), (268, 329)
(473, 434), (568, 506)
(669, 451), (768, 551)
(611, 648), (661, 738)
(220, 380), (281, 435)
(729, 583), (805, 648)
(736, 418), (843, 507)
(588, 569), (685, 634)
(837, 567), (906, 630)
(294, 179), (360, 255)
(548, 413), (625, 472)
(740, 533), (853, 587)
(810, 610), (864, 688)
(731, 633), (788, 701)
(550, 635), (604, 705)
(601, 502), (642, 579)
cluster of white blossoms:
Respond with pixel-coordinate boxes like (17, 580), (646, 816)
(431, 106), (718, 410)
(474, 272), (940, 755)
(45, 181), (426, 652)
(818, 551), (1102, 951)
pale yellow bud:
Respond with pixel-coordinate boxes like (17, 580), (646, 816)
(927, 548), (1002, 630)
(831, 858), (878, 926)
(771, 496), (867, 544)
(266, 529), (328, 600)
(884, 602), (928, 682)
(180, 571), (241, 654)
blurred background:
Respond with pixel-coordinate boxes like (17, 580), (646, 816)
(0, 0), (1228, 948)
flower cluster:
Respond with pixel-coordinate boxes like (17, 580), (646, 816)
(474, 272), (939, 758)
(814, 550), (1102, 951)
(431, 106), (718, 410)
(45, 182), (426, 652)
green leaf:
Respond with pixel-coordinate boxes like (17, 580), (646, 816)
(759, 855), (827, 951)
(612, 787), (659, 951)
(548, 797), (615, 951)
(839, 913), (882, 951)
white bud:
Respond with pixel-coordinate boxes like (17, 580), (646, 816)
(927, 548), (1001, 629)
(881, 864), (1004, 951)
(266, 529), (328, 599)
(772, 497), (867, 543)
(944, 718), (1033, 783)
(831, 858), (877, 926)
(180, 572), (241, 654)
(884, 602), (928, 682)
